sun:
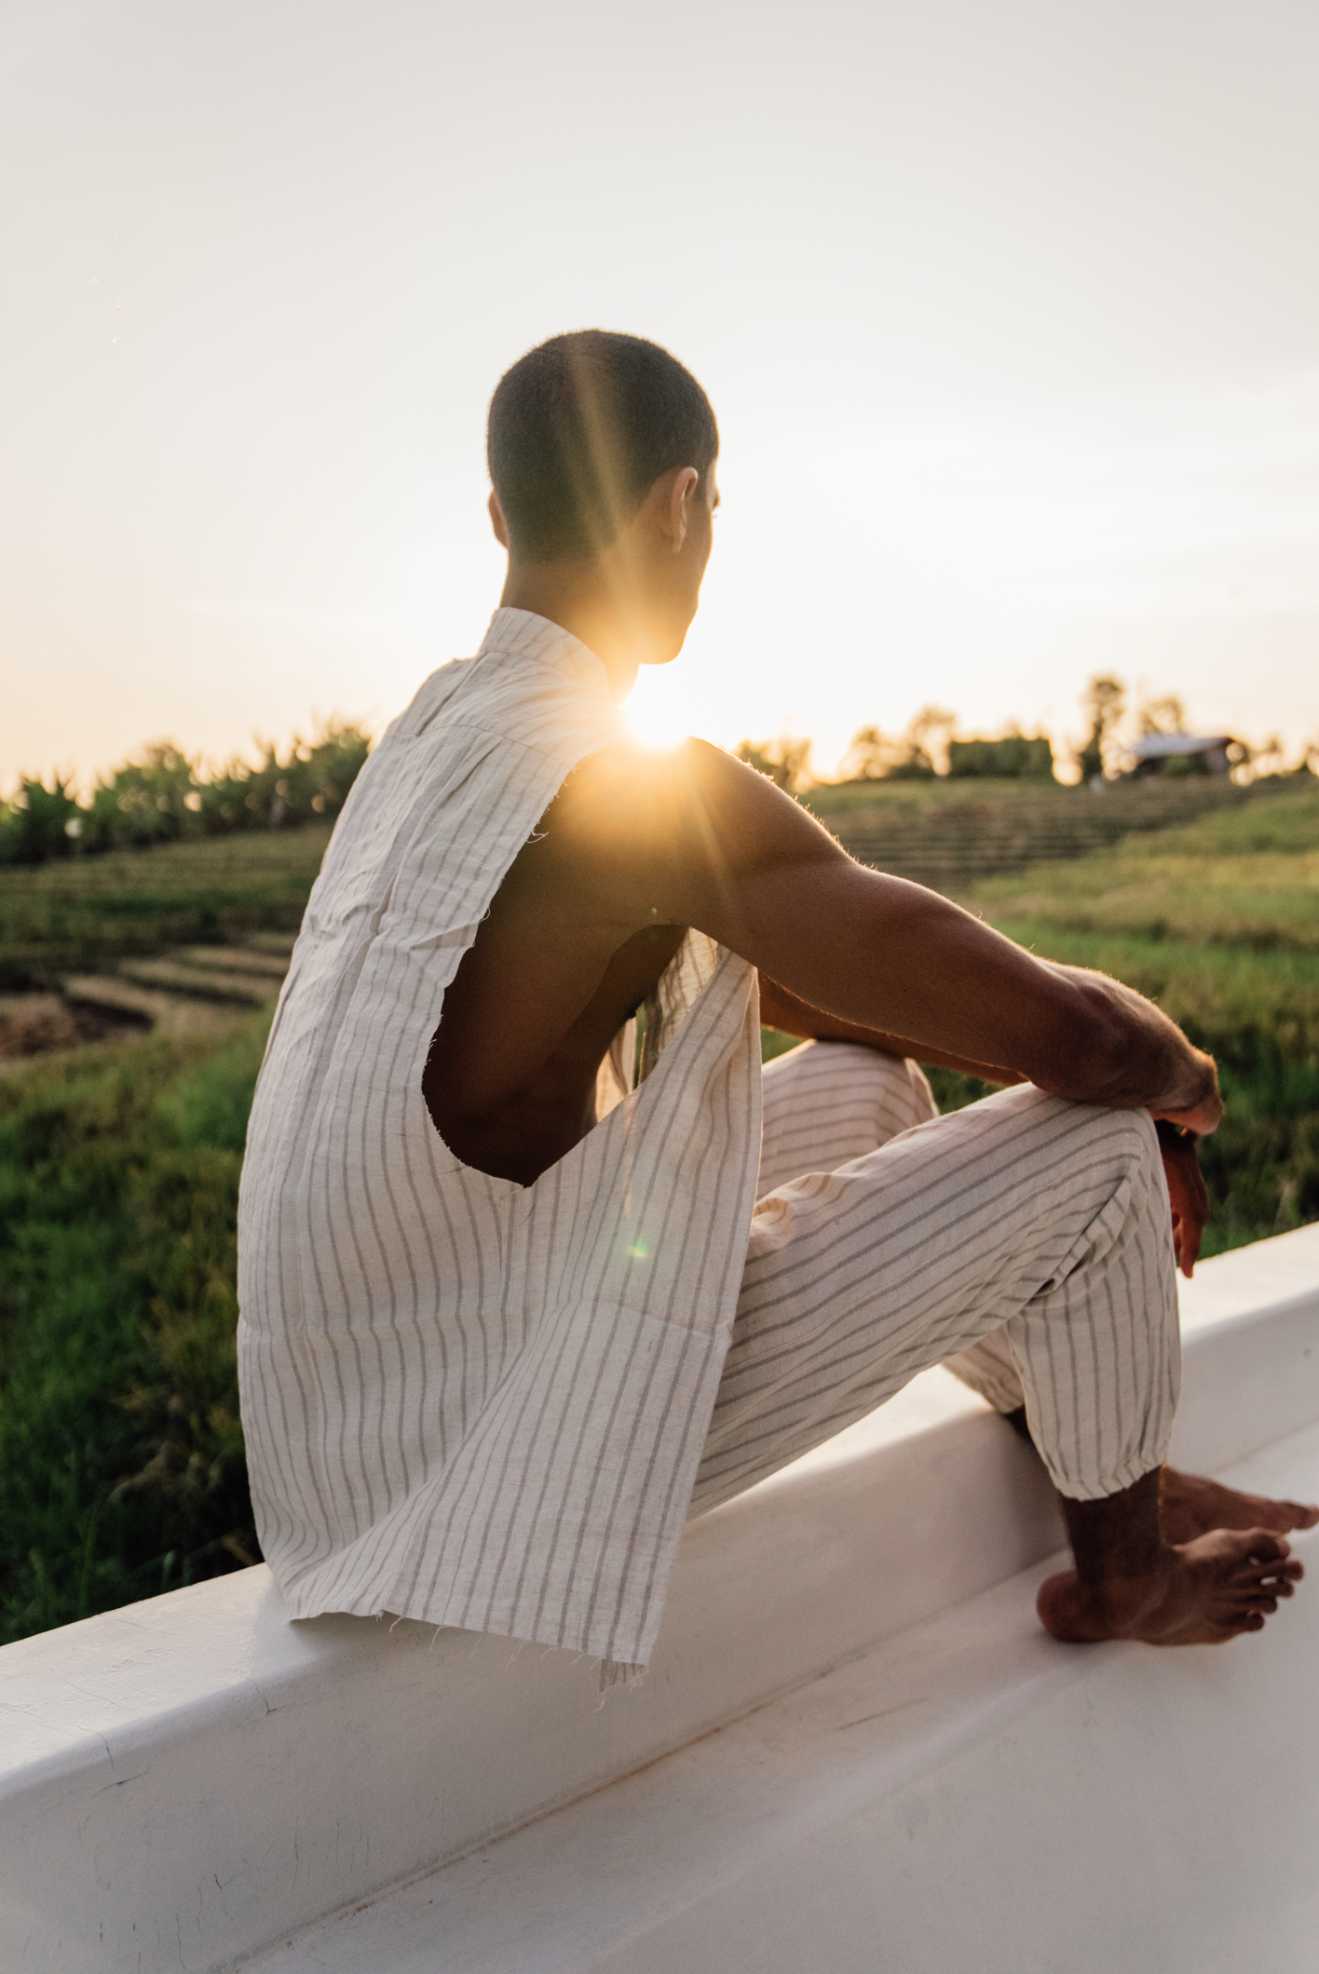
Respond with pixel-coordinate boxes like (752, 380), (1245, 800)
(620, 666), (702, 751)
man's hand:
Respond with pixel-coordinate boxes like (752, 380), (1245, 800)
(1043, 961), (1223, 1129)
(1156, 1122), (1211, 1279)
(1152, 1058), (1224, 1137)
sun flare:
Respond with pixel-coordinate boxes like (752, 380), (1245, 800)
(621, 667), (704, 751)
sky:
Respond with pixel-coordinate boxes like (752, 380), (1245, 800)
(4, 0), (1318, 789)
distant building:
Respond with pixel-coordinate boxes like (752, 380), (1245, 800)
(1125, 733), (1240, 778)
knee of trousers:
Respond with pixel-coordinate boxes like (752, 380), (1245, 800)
(1067, 1097), (1163, 1188)
(972, 1085), (1169, 1267)
(1032, 1093), (1170, 1257)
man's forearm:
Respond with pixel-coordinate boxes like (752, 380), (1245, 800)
(757, 972), (1025, 1085)
(758, 953), (1213, 1123)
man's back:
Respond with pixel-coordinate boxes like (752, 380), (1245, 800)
(421, 803), (686, 1185)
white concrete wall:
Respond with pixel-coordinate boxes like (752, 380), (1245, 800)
(246, 1422), (1319, 1974)
(2, 1223), (1317, 1974)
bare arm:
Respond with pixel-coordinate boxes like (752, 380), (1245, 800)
(558, 740), (1221, 1129)
(757, 971), (1026, 1085)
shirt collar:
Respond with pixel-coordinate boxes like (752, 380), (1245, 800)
(476, 606), (614, 698)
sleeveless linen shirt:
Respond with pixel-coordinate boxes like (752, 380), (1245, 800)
(236, 607), (763, 1690)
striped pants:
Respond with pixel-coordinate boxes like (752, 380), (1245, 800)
(687, 1040), (1180, 1519)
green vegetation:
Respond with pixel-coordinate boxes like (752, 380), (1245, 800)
(0, 1021), (267, 1641)
(920, 785), (1319, 1259)
(805, 773), (1281, 897)
(945, 734), (1054, 779)
(0, 780), (1314, 1645)
(0, 722), (366, 870)
(803, 771), (1289, 832)
(0, 823), (332, 988)
(807, 775), (1083, 819)
(972, 789), (1319, 952)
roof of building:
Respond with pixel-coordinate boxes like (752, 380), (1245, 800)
(1130, 732), (1236, 760)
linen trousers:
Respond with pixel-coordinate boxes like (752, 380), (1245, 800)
(686, 1039), (1181, 1521)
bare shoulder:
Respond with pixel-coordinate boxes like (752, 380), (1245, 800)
(548, 737), (850, 904)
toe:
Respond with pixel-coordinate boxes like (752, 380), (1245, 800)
(1243, 1530), (1290, 1564)
(1238, 1547), (1293, 1579)
(1240, 1556), (1297, 1588)
(1213, 1610), (1266, 1638)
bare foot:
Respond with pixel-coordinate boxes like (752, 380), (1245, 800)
(1160, 1469), (1319, 1546)
(1037, 1528), (1304, 1647)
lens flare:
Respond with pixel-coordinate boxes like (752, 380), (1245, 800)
(621, 668), (701, 751)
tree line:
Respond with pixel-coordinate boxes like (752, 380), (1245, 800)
(0, 722), (370, 868)
(736, 675), (1318, 795)
(5, 671), (1314, 866)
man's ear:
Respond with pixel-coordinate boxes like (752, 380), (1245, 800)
(663, 467), (699, 553)
(488, 488), (510, 550)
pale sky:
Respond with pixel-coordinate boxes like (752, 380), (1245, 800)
(4, 0), (1318, 789)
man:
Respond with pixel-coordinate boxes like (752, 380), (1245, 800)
(236, 330), (1310, 1696)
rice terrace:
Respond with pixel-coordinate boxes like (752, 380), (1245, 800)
(0, 769), (1315, 1646)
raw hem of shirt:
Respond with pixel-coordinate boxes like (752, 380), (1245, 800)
(595, 1655), (649, 1696)
(278, 1574), (652, 1701)
(273, 1304), (736, 1703)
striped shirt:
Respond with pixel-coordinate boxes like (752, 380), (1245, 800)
(236, 606), (764, 1687)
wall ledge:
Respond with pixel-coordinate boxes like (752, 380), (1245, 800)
(3, 1222), (1317, 1974)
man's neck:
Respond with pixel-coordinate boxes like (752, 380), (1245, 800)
(498, 567), (643, 698)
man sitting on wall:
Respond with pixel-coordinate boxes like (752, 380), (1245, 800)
(237, 330), (1311, 1692)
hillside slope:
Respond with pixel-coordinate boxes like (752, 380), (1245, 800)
(810, 774), (1267, 892)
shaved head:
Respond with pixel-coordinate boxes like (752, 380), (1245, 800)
(487, 329), (718, 562)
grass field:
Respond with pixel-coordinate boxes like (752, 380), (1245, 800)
(0, 824), (333, 989)
(804, 773), (1278, 893)
(802, 772), (1265, 841)
(0, 1022), (265, 1640)
(0, 780), (1314, 1644)
(973, 792), (1319, 951)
